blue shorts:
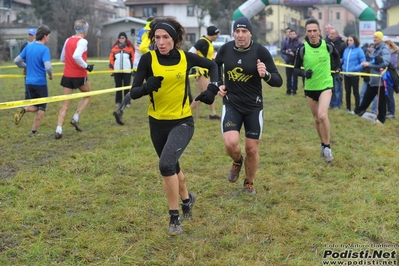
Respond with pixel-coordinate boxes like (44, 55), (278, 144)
(26, 84), (48, 111)
(60, 77), (88, 89)
(221, 104), (263, 140)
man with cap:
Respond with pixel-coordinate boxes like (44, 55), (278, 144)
(20, 28), (37, 99)
(20, 28), (36, 52)
(189, 25), (221, 120)
(206, 16), (282, 194)
(355, 31), (391, 123)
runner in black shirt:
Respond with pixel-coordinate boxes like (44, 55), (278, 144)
(210, 17), (282, 194)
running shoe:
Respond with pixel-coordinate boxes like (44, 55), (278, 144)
(243, 178), (256, 195)
(227, 155), (243, 183)
(14, 108), (26, 125)
(113, 110), (124, 125)
(209, 114), (221, 120)
(181, 192), (196, 221)
(29, 131), (40, 137)
(322, 147), (334, 163)
(70, 119), (82, 132)
(55, 132), (62, 139)
(168, 215), (182, 236)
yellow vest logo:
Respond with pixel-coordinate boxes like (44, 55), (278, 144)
(227, 67), (253, 82)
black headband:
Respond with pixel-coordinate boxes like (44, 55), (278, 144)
(154, 21), (178, 43)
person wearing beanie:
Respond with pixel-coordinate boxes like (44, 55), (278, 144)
(54, 19), (94, 139)
(109, 31), (135, 107)
(189, 25), (220, 120)
(113, 17), (154, 125)
(293, 18), (341, 163)
(354, 30), (391, 123)
(206, 16), (283, 195)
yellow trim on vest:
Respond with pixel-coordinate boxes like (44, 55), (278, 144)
(198, 36), (214, 60)
(148, 50), (191, 120)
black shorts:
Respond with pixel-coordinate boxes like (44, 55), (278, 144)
(221, 104), (263, 140)
(60, 77), (88, 89)
(305, 88), (332, 101)
(26, 84), (48, 111)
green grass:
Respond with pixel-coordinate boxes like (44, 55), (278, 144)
(0, 58), (398, 265)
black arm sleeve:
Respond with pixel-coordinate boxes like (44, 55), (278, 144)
(130, 53), (153, 99)
(293, 45), (305, 77)
(327, 43), (342, 71)
(186, 52), (218, 83)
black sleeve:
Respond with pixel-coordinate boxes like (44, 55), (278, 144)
(130, 53), (153, 99)
(185, 51), (218, 83)
(327, 43), (342, 71)
(293, 44), (305, 76)
(214, 44), (226, 85)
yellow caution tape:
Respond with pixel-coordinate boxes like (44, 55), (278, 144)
(0, 60), (109, 69)
(0, 86), (130, 110)
(0, 73), (199, 110)
(274, 62), (382, 77)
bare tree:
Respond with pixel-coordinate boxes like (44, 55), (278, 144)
(31, 0), (105, 56)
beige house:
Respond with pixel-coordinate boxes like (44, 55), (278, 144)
(124, 0), (211, 45)
(383, 2), (399, 27)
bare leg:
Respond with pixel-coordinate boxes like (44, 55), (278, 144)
(57, 87), (74, 128)
(163, 174), (180, 210)
(307, 90), (332, 144)
(177, 170), (189, 201)
(75, 81), (91, 117)
(32, 109), (45, 131)
(223, 130), (242, 161)
(243, 138), (260, 183)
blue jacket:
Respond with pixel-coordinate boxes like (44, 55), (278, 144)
(341, 45), (365, 76)
(368, 43), (391, 87)
(281, 36), (303, 64)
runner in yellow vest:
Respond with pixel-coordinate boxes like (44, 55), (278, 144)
(189, 26), (220, 120)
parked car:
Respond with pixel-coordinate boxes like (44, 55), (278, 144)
(213, 34), (232, 52)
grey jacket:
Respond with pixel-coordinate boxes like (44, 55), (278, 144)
(368, 43), (391, 87)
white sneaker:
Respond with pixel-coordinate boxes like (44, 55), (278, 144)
(322, 147), (334, 163)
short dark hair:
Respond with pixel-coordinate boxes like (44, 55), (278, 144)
(305, 18), (320, 29)
(35, 24), (51, 41)
(290, 29), (297, 34)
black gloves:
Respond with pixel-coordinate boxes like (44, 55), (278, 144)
(305, 69), (313, 79)
(144, 76), (164, 93)
(195, 83), (219, 104)
(86, 64), (94, 72)
(335, 73), (343, 84)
